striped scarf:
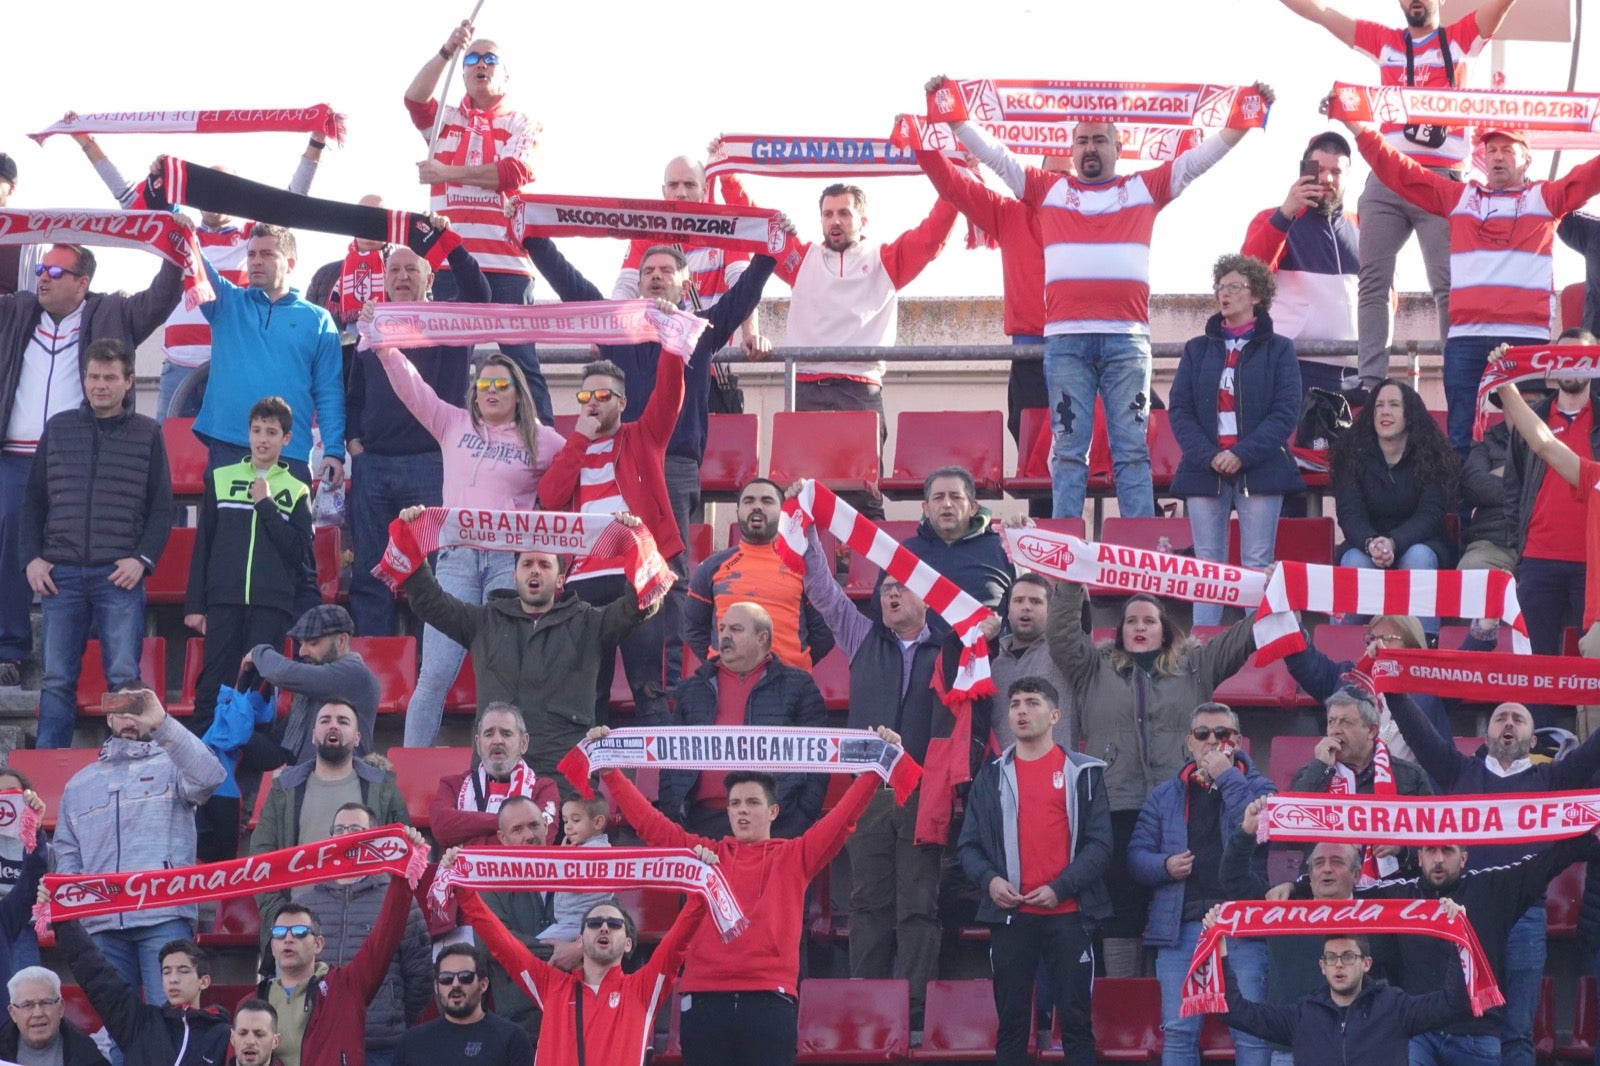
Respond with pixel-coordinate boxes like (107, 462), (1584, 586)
(337, 242), (385, 322)
(1217, 319), (1254, 450)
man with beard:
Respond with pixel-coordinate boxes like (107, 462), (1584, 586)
(475, 797), (561, 1043)
(254, 827), (429, 1066)
(251, 700), (408, 929)
(1274, 0), (1519, 394)
(391, 944), (531, 1066)
(989, 572), (1071, 749)
(229, 1000), (284, 1066)
(686, 478), (833, 670)
(451, 878), (708, 1066)
(1381, 692), (1600, 1066)
(245, 604), (379, 764)
(1240, 133), (1361, 393)
(430, 702), (560, 849)
(660, 602), (828, 838)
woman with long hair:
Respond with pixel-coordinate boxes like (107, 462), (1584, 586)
(375, 348), (564, 746)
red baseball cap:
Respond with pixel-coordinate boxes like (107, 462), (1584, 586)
(1475, 127), (1530, 148)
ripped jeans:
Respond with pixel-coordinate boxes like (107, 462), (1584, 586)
(1044, 332), (1155, 520)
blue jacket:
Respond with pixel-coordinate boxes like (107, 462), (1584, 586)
(195, 258), (345, 463)
(524, 237), (775, 462)
(1127, 751), (1275, 947)
(1168, 311), (1304, 498)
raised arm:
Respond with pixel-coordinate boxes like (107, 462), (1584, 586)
(1497, 371), (1582, 486)
(601, 767), (707, 850)
(458, 886), (557, 1005)
(1384, 692), (1465, 789)
(878, 197), (959, 288)
(951, 121), (1028, 198)
(152, 708), (225, 803)
(796, 523), (873, 660)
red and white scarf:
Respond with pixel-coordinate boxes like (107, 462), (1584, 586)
(358, 300), (708, 358)
(927, 78), (1271, 131)
(1326, 82), (1600, 147)
(0, 210), (212, 309)
(429, 846), (748, 940)
(1370, 647), (1600, 705)
(704, 132), (962, 179)
(372, 507), (674, 610)
(892, 112), (1207, 162)
(0, 791), (40, 851)
(457, 761), (541, 816)
(1256, 791), (1600, 848)
(337, 243), (384, 322)
(511, 193), (794, 258)
(447, 96), (508, 169)
(777, 480), (996, 700)
(1181, 899), (1503, 1018)
(31, 106), (347, 146)
(35, 824), (424, 934)
(1473, 344), (1600, 440)
(1001, 524), (1265, 607)
(557, 727), (924, 803)
(1253, 563), (1530, 664)
(1328, 740), (1395, 885)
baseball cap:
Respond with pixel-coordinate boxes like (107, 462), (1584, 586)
(287, 604), (356, 641)
(1475, 127), (1530, 148)
(0, 154), (17, 185)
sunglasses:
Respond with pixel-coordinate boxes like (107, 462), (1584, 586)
(1191, 726), (1236, 742)
(462, 52), (500, 67)
(269, 924), (315, 940)
(34, 265), (83, 280)
(584, 916), (627, 931)
(436, 970), (481, 986)
(576, 388), (619, 404)
(474, 377), (512, 392)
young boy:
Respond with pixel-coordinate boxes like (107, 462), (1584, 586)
(185, 397), (312, 742)
(538, 796), (614, 943)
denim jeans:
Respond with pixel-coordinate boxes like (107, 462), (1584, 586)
(1044, 333), (1155, 520)
(404, 546), (514, 746)
(1339, 544), (1441, 634)
(1187, 487), (1283, 628)
(1499, 904), (1545, 1066)
(38, 565), (148, 749)
(1269, 1052), (1295, 1066)
(156, 360), (204, 424)
(1408, 1030), (1500, 1066)
(1443, 334), (1524, 459)
(0, 453), (34, 663)
(1157, 922), (1270, 1066)
(431, 269), (554, 425)
(92, 917), (195, 1005)
(347, 451), (444, 637)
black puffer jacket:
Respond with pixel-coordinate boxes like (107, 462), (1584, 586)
(1460, 420), (1513, 550)
(20, 403), (172, 568)
(0, 1017), (108, 1066)
(1332, 437), (1456, 565)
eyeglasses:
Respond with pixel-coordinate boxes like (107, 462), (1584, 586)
(1213, 282), (1250, 295)
(435, 970), (481, 986)
(269, 924), (314, 940)
(34, 265), (83, 280)
(1320, 951), (1365, 966)
(1366, 633), (1405, 645)
(584, 916), (627, 931)
(1191, 726), (1236, 742)
(576, 388), (620, 404)
(328, 823), (367, 836)
(474, 377), (512, 392)
(462, 52), (500, 67)
(10, 998), (61, 1012)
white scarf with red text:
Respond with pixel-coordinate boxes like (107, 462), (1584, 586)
(1325, 83), (1600, 148)
(0, 210), (212, 309)
(1000, 524), (1264, 606)
(357, 301), (708, 358)
(893, 112), (1207, 162)
(31, 106), (347, 146)
(511, 193), (793, 258)
(1256, 791), (1600, 847)
(927, 78), (1270, 130)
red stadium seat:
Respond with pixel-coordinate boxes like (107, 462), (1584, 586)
(842, 521), (919, 600)
(1546, 862), (1584, 939)
(201, 986), (255, 1013)
(795, 978), (910, 1063)
(1199, 1012), (1236, 1060)
(1031, 517), (1088, 540)
(608, 650), (635, 714)
(1227, 517), (1335, 567)
(1267, 735), (1322, 793)
(1148, 409), (1183, 493)
(1566, 975), (1597, 1060)
(313, 525), (344, 604)
(1563, 282), (1587, 333)
(611, 887), (683, 944)
(812, 648), (851, 712)
(1193, 626), (1311, 709)
(1309, 624), (1369, 665)
(248, 769), (276, 831)
(146, 527), (196, 606)
(655, 992), (685, 1066)
(70, 638), (167, 715)
(348, 637), (417, 714)
(687, 523), (713, 572)
(910, 980), (1001, 1062)
(2, 748), (98, 832)
(1455, 736), (1482, 757)
(61, 987), (103, 1036)
(164, 637), (206, 718)
(1004, 407), (1052, 498)
(1088, 976), (1161, 1062)
(1437, 623), (1515, 654)
(197, 894), (262, 948)
(1100, 517), (1194, 554)
(162, 417), (209, 499)
(882, 411), (1005, 499)
(701, 412), (760, 499)
(552, 414), (579, 438)
(386, 747), (471, 829)
(769, 411), (880, 493)
(445, 653), (477, 716)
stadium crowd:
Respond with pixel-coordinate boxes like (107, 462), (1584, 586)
(5, 0), (1600, 1063)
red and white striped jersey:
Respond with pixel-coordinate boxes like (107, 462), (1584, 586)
(611, 239), (750, 305)
(1358, 129), (1600, 339)
(575, 436), (627, 515)
(164, 227), (250, 368)
(1352, 13), (1488, 170)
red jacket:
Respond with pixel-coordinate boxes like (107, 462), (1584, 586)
(429, 767), (562, 847)
(538, 347), (686, 560)
(605, 767), (877, 994)
(460, 887), (702, 1066)
(256, 875), (412, 1066)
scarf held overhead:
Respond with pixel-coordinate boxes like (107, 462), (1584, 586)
(1474, 345), (1600, 440)
(1256, 791), (1600, 847)
(892, 113), (1206, 162)
(358, 300), (709, 358)
(1253, 562), (1529, 664)
(429, 846), (748, 940)
(0, 209), (212, 309)
(511, 193), (793, 257)
(1371, 647), (1600, 706)
(1325, 83), (1600, 145)
(1000, 523), (1264, 606)
(30, 106), (348, 146)
(927, 78), (1270, 130)
(704, 132), (964, 179)
(34, 824), (424, 934)
(776, 480), (997, 701)
(1181, 899), (1502, 1018)
(558, 727), (924, 803)
(372, 507), (674, 610)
